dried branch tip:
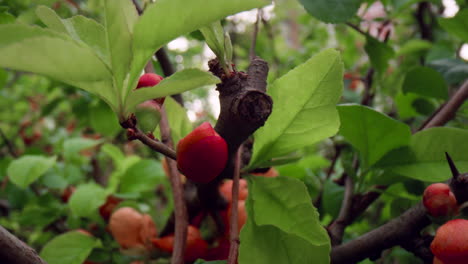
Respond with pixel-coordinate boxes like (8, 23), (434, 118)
(445, 152), (459, 179)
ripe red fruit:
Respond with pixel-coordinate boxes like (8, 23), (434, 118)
(136, 73), (165, 105)
(151, 225), (208, 262)
(219, 179), (248, 202)
(423, 183), (458, 217)
(176, 122), (228, 183)
(108, 207), (157, 250)
(431, 219), (468, 264)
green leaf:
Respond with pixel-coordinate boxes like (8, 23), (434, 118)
(0, 12), (15, 24)
(63, 138), (101, 161)
(120, 159), (165, 194)
(104, 0), (138, 93)
(19, 205), (64, 228)
(374, 128), (468, 182)
(364, 35), (395, 74)
(337, 104), (411, 168)
(36, 6), (67, 33)
(396, 39), (432, 56)
(0, 24), (116, 110)
(200, 21), (228, 65)
(321, 180), (344, 218)
(7, 155), (57, 188)
(298, 0), (361, 23)
(438, 9), (468, 42)
(154, 97), (193, 145)
(89, 102), (120, 137)
(128, 0), (269, 98)
(428, 58), (468, 85)
(101, 144), (125, 164)
(107, 155), (141, 193)
(69, 183), (108, 218)
(249, 49), (343, 169)
(125, 69), (220, 116)
(239, 176), (330, 264)
(402, 66), (448, 100)
(40, 231), (101, 264)
(36, 6), (110, 64)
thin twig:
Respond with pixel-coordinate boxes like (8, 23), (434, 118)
(346, 22), (367, 37)
(249, 9), (262, 61)
(227, 147), (242, 264)
(0, 128), (18, 158)
(360, 68), (375, 106)
(159, 107), (188, 264)
(420, 80), (468, 130)
(131, 128), (176, 160)
(328, 174), (354, 246)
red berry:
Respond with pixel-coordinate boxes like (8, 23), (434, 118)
(423, 183), (458, 217)
(136, 73), (165, 105)
(137, 73), (163, 88)
(431, 219), (468, 264)
(176, 122), (228, 183)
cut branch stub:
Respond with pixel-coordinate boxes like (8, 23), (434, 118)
(447, 153), (468, 204)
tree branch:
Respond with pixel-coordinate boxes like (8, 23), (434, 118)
(0, 225), (47, 264)
(331, 203), (430, 264)
(227, 147), (242, 264)
(328, 174), (354, 246)
(159, 107), (188, 264)
(420, 80), (468, 130)
(249, 9), (262, 61)
(126, 125), (177, 160)
(330, 79), (468, 263)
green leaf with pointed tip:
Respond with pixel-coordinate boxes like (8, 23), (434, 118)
(374, 128), (468, 182)
(63, 138), (102, 162)
(402, 66), (448, 100)
(438, 9), (468, 42)
(69, 183), (108, 218)
(364, 35), (395, 74)
(36, 6), (110, 64)
(337, 104), (412, 168)
(128, 0), (269, 97)
(154, 97), (193, 145)
(36, 6), (67, 33)
(7, 155), (57, 189)
(40, 231), (101, 264)
(239, 176), (330, 264)
(0, 24), (116, 110)
(125, 69), (219, 116)
(200, 21), (227, 63)
(0, 12), (15, 24)
(249, 49), (343, 169)
(104, 0), (138, 95)
(298, 0), (361, 23)
(396, 39), (432, 56)
(120, 159), (165, 195)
